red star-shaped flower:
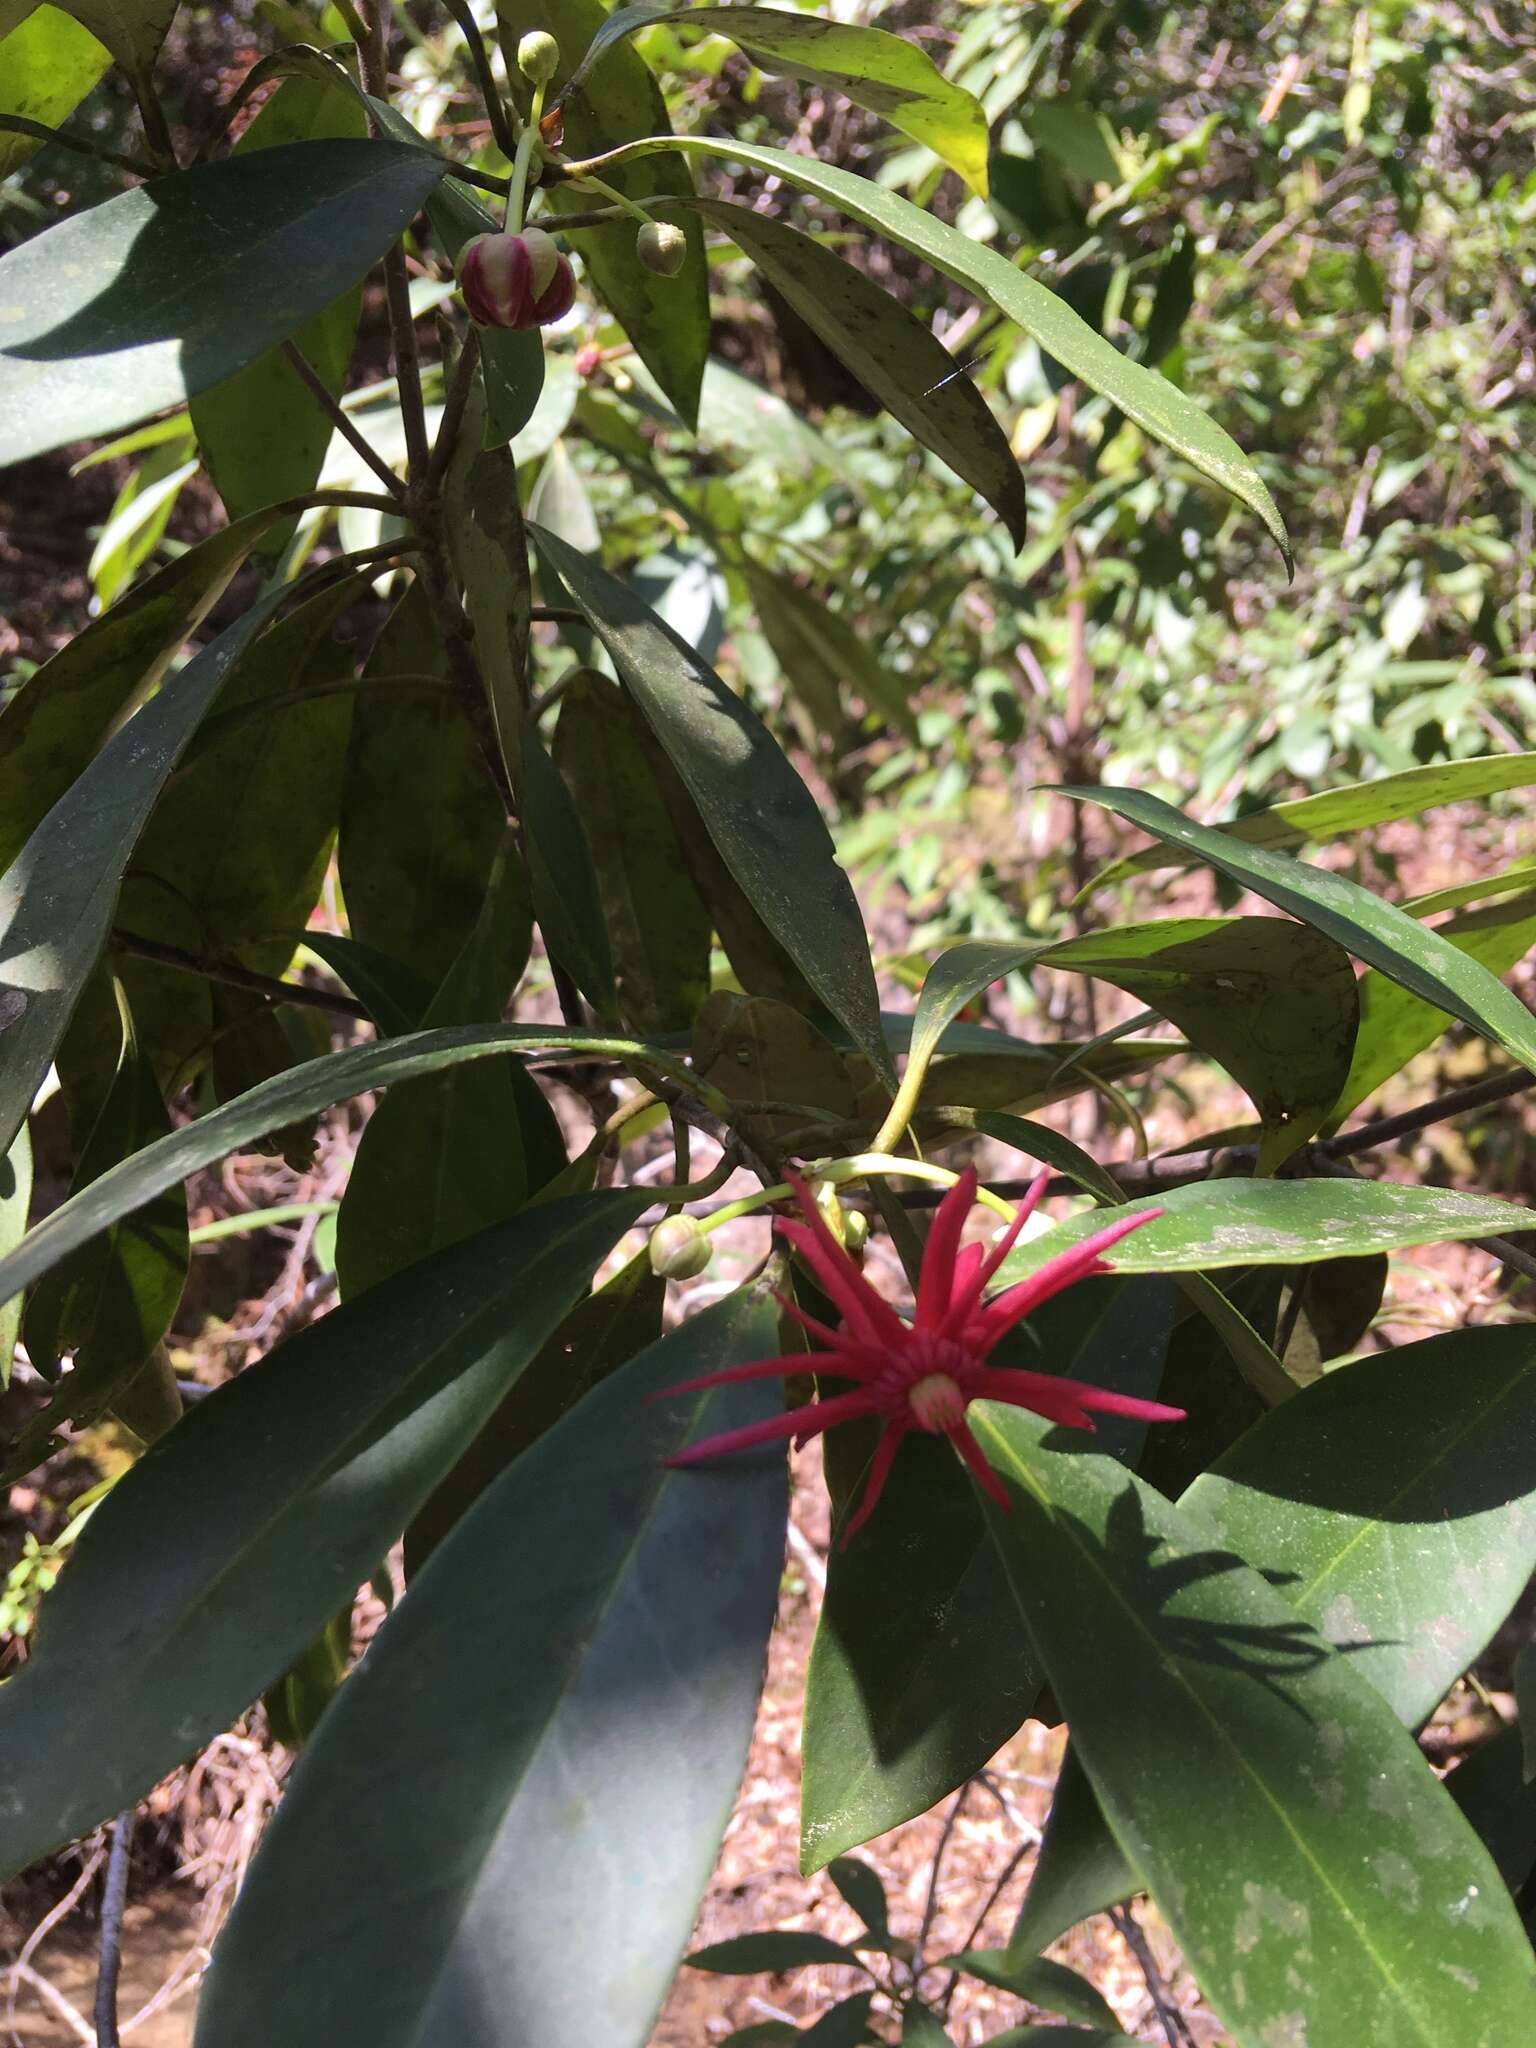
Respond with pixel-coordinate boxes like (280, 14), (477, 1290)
(664, 1167), (1183, 1543)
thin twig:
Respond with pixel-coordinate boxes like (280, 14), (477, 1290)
(94, 1809), (134, 2048)
(1322, 1065), (1533, 1156)
(360, 0), (430, 481)
(439, 0), (520, 160)
(936, 1839), (1033, 2017)
(1108, 1901), (1192, 2048)
(912, 1782), (970, 1978)
(0, 114), (159, 178)
(282, 344), (408, 501)
(424, 327), (483, 491)
(109, 933), (370, 1021)
(8, 1964), (93, 2045)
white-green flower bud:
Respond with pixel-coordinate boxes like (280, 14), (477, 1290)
(648, 1215), (712, 1280)
(636, 220), (686, 278)
(518, 29), (560, 83)
(841, 1208), (869, 1254)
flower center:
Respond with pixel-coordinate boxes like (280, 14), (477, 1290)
(909, 1371), (966, 1433)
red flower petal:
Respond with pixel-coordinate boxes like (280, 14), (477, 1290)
(666, 1387), (879, 1467)
(651, 1353), (839, 1401)
(837, 1423), (907, 1548)
(945, 1415), (1011, 1509)
(967, 1206), (1162, 1353)
(778, 1183), (907, 1349)
(940, 1171), (1049, 1336)
(915, 1166), (976, 1329)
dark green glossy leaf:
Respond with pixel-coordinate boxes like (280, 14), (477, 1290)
(1005, 1746), (1135, 1960)
(688, 1932), (870, 1975)
(745, 562), (916, 742)
(194, 1291), (785, 2048)
(1185, 1325), (1536, 1728)
(0, 140), (446, 466)
(801, 1278), (1172, 1870)
(999, 1177), (1536, 1279)
(298, 932), (434, 1037)
(504, 0), (708, 426)
(0, 579), (290, 1158)
(1047, 918), (1359, 1171)
(16, 985), (186, 1465)
(941, 1952), (1117, 2033)
(1335, 892), (1536, 1121)
(0, 507), (285, 875)
(802, 1993), (876, 2048)
(446, 426), (529, 786)
(974, 1408), (1536, 2047)
(0, 7), (110, 180)
(532, 526), (893, 1086)
(0, 1023), (676, 1313)
(980, 2032), (1125, 2047)
(696, 198), (1023, 543)
(0, 1190), (644, 1879)
(190, 75), (366, 547)
(552, 671), (712, 1035)
(1090, 753), (1536, 891)
(902, 2008), (952, 2048)
(828, 1857), (888, 1940)
(1070, 786), (1536, 1074)
(521, 716), (618, 1015)
(1277, 1254), (1387, 1385)
(575, 5), (989, 192)
(338, 580), (525, 988)
(336, 839), (552, 1298)
(585, 138), (1288, 559)
(916, 1041), (1177, 1129)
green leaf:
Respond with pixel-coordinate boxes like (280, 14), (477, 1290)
(338, 581), (526, 987)
(1334, 891), (1536, 1122)
(745, 563), (916, 743)
(1068, 786), (1536, 1076)
(445, 426), (529, 787)
(577, 137), (1288, 559)
(532, 526), (893, 1087)
(694, 991), (873, 1152)
(1046, 918), (1359, 1172)
(520, 716), (618, 1015)
(802, 1994), (876, 2048)
(190, 75), (367, 547)
(0, 140), (446, 467)
(0, 1124), (31, 1389)
(53, 0), (173, 76)
(1445, 1726), (1536, 1895)
(1005, 1745), (1135, 1959)
(695, 198), (1024, 545)
(688, 1932), (870, 1975)
(828, 1857), (888, 1940)
(0, 579), (291, 1158)
(0, 1023), (676, 1311)
(503, 0), (708, 426)
(0, 1189), (645, 1879)
(551, 671), (712, 1035)
(980, 2032), (1125, 2047)
(335, 838), (552, 1298)
(916, 1041), (1178, 1130)
(1088, 753), (1536, 891)
(17, 983), (187, 1462)
(902, 2008), (953, 2048)
(0, 507), (286, 876)
(800, 1277), (1173, 1870)
(999, 1177), (1536, 1278)
(574, 5), (990, 194)
(973, 1408), (1536, 2047)
(941, 1953), (1117, 2033)
(0, 6), (111, 181)
(1184, 1324), (1536, 1729)
(876, 941), (1045, 1149)
(193, 1291), (786, 2048)
(297, 932), (434, 1037)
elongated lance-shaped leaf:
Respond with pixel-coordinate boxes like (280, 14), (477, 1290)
(996, 1177), (1536, 1278)
(1067, 786), (1536, 1075)
(0, 7), (111, 181)
(875, 941), (1046, 1150)
(550, 138), (1289, 562)
(693, 197), (1025, 545)
(973, 1407), (1536, 2046)
(566, 4), (990, 193)
(193, 1290), (785, 2048)
(0, 140), (446, 466)
(50, 0), (173, 75)
(0, 1124), (29, 1389)
(1086, 752), (1536, 892)
(0, 578), (293, 1159)
(531, 526), (893, 1088)
(0, 1023), (688, 1314)
(0, 1190), (646, 1879)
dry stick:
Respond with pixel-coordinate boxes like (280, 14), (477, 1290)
(1322, 1064), (1534, 1157)
(424, 328), (483, 492)
(936, 1838), (1033, 2018)
(94, 1809), (134, 2048)
(282, 344), (408, 501)
(912, 1782), (971, 1981)
(1108, 1901), (1193, 2048)
(110, 933), (370, 1021)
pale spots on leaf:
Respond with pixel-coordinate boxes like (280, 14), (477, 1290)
(1372, 1851), (1421, 1909)
(1234, 1881), (1310, 1955)
(1260, 2013), (1309, 2048)
(1439, 1963), (1480, 1992)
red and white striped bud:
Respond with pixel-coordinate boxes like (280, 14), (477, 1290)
(456, 226), (576, 331)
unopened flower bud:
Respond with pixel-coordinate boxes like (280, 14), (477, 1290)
(518, 29), (560, 83)
(649, 1215), (712, 1280)
(841, 1208), (869, 1254)
(635, 219), (686, 278)
(456, 226), (575, 331)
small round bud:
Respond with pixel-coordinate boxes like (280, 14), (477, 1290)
(518, 29), (560, 83)
(649, 1215), (712, 1280)
(456, 227), (575, 330)
(841, 1208), (869, 1254)
(635, 220), (686, 278)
